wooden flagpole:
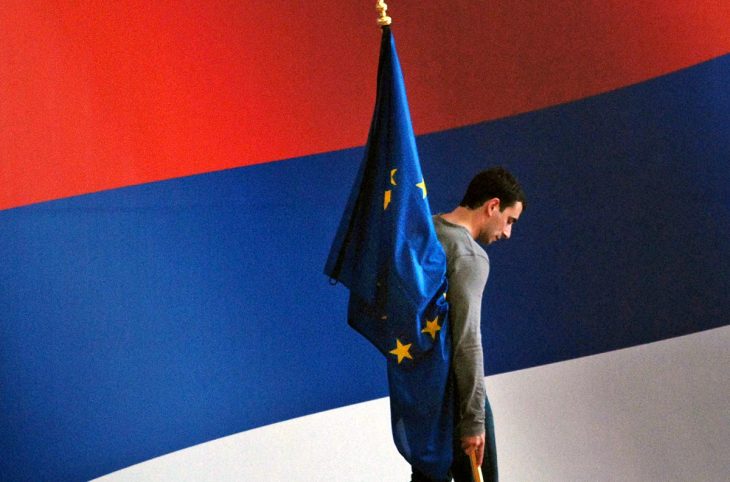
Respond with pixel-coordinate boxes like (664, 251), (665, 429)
(470, 451), (484, 482)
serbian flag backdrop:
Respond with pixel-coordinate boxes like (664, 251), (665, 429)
(1, 2), (728, 480)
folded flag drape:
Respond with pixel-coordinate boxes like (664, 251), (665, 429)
(324, 26), (454, 479)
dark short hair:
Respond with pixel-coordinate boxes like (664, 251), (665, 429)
(459, 166), (527, 211)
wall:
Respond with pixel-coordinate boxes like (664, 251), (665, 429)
(1, 1), (728, 480)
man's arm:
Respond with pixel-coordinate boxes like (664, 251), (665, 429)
(448, 252), (489, 464)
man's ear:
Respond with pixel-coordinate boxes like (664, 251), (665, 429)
(484, 198), (501, 216)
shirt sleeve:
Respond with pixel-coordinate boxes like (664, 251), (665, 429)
(448, 253), (489, 437)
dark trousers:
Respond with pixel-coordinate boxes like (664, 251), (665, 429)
(411, 397), (498, 482)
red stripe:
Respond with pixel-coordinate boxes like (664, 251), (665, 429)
(2, 0), (729, 210)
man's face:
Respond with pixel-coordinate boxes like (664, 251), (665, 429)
(477, 200), (523, 245)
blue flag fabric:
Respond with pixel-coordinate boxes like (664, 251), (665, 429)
(325, 27), (454, 479)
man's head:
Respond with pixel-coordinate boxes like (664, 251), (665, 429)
(460, 167), (526, 245)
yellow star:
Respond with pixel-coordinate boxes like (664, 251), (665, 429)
(384, 190), (391, 210)
(389, 338), (413, 364)
(390, 169), (398, 186)
(421, 317), (441, 340)
(416, 179), (427, 199)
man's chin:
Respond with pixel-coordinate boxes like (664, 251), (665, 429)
(478, 235), (495, 245)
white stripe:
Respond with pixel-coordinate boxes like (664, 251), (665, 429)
(95, 326), (729, 482)
(491, 325), (729, 481)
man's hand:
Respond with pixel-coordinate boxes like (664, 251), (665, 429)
(460, 432), (485, 466)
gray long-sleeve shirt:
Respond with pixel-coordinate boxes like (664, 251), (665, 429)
(433, 215), (489, 437)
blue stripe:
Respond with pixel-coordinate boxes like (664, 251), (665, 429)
(1, 54), (728, 480)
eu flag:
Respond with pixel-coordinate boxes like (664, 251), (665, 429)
(325, 26), (453, 479)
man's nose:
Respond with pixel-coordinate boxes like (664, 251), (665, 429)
(503, 225), (512, 239)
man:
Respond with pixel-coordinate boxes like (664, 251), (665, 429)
(412, 166), (526, 482)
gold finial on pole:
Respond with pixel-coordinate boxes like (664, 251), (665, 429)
(376, 1), (392, 27)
